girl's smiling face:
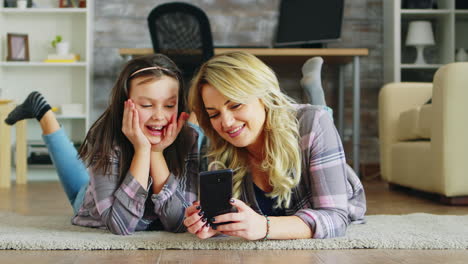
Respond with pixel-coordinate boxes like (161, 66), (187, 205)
(129, 75), (179, 145)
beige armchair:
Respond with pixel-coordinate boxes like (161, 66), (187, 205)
(378, 62), (468, 204)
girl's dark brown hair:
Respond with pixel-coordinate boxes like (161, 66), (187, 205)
(78, 54), (188, 183)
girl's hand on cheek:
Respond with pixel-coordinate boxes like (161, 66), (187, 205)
(122, 100), (151, 152)
(151, 112), (189, 152)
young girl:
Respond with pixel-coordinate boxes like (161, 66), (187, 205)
(183, 51), (366, 240)
(4, 54), (201, 235)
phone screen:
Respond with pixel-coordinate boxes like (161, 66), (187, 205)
(199, 169), (234, 224)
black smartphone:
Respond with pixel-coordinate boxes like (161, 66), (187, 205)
(199, 169), (235, 227)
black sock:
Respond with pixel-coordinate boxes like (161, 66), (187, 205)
(4, 91), (51, 125)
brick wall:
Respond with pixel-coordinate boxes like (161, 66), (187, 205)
(93, 0), (383, 164)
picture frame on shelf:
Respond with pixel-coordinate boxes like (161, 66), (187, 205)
(6, 33), (30, 61)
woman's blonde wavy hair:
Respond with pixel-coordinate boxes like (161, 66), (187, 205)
(189, 51), (301, 208)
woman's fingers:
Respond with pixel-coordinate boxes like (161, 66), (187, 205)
(197, 225), (217, 239)
(215, 222), (245, 232)
(228, 198), (249, 212)
(211, 212), (244, 224)
(186, 217), (207, 234)
(185, 203), (200, 217)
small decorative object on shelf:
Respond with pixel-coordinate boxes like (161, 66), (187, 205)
(51, 35), (69, 56)
(406, 21), (435, 64)
(456, 48), (468, 62)
(17, 0), (27, 9)
(4, 0), (16, 7)
(58, 0), (84, 8)
(59, 0), (73, 8)
(5, 0), (34, 8)
(46, 35), (78, 63)
(6, 33), (30, 61)
(44, 53), (80, 63)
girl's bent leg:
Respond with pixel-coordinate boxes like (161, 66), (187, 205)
(42, 128), (89, 208)
(39, 110), (60, 135)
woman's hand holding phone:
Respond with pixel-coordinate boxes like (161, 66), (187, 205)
(212, 198), (268, 240)
(184, 202), (218, 239)
(184, 199), (268, 240)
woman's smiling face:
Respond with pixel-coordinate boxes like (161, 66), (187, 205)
(201, 83), (266, 149)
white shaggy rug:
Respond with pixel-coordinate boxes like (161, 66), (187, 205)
(1, 212), (468, 250)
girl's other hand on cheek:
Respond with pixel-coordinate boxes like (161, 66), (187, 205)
(151, 112), (189, 152)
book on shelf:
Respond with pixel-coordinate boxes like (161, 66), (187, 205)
(43, 54), (80, 63)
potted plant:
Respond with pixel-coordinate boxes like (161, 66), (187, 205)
(51, 35), (69, 55)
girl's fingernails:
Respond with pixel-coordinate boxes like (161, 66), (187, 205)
(212, 225), (217, 230)
(198, 211), (204, 216)
(202, 218), (207, 222)
(210, 217), (216, 223)
(196, 205), (201, 210)
(230, 198), (235, 203)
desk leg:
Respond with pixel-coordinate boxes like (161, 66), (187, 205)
(352, 56), (361, 176)
(338, 65), (345, 137)
(15, 120), (27, 184)
(0, 105), (13, 188)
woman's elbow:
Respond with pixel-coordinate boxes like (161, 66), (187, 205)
(106, 220), (135, 236)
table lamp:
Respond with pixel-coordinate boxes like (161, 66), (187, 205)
(406, 20), (435, 64)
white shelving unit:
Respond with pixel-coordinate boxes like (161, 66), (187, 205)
(383, 0), (468, 83)
(0, 0), (93, 180)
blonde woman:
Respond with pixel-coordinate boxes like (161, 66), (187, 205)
(183, 51), (366, 240)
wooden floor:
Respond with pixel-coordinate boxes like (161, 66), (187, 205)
(1, 179), (468, 263)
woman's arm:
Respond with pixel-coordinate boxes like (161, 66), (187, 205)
(293, 106), (354, 239)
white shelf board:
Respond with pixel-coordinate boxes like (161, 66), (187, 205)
(455, 10), (468, 17)
(401, 9), (451, 14)
(0, 8), (87, 14)
(401, 64), (443, 69)
(56, 114), (87, 119)
(0, 62), (87, 67)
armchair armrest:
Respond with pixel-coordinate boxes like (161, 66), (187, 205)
(432, 62), (468, 195)
(378, 82), (432, 181)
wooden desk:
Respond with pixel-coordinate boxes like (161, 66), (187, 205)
(0, 101), (27, 188)
(119, 48), (368, 175)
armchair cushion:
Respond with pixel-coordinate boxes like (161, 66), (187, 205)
(418, 104), (432, 139)
(397, 104), (432, 140)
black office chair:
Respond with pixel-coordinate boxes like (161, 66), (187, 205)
(147, 2), (214, 88)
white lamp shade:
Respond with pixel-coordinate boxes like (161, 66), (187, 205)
(406, 21), (435, 46)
